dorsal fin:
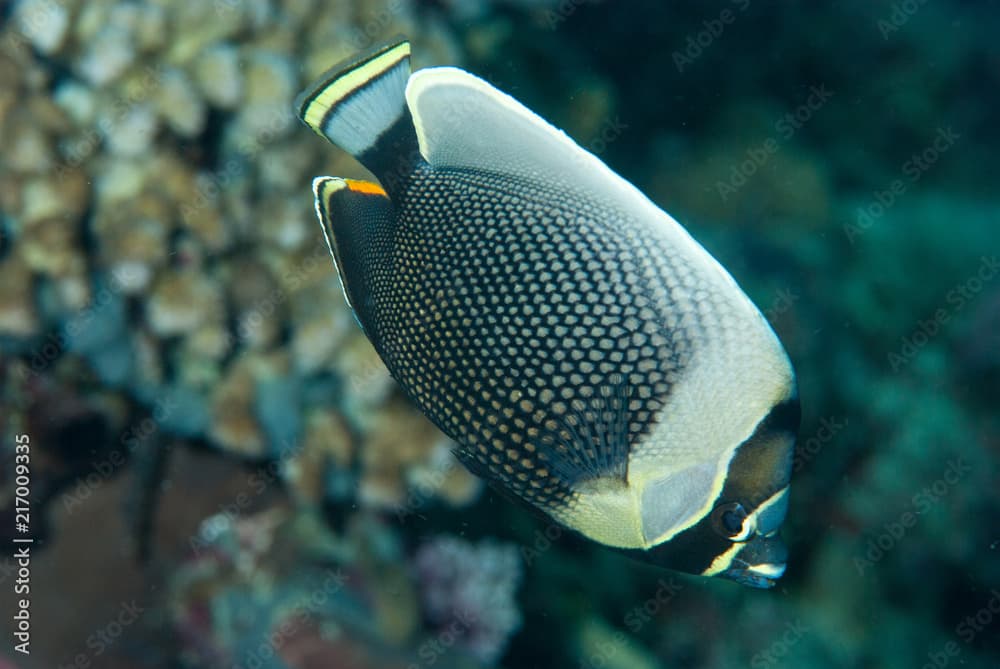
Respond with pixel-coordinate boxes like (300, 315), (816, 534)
(405, 67), (676, 232)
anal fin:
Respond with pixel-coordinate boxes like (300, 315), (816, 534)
(313, 177), (395, 330)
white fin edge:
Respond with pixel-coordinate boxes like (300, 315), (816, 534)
(312, 176), (356, 311)
(300, 42), (410, 156)
(404, 67), (758, 310)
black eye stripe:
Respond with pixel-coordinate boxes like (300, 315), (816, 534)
(716, 393), (800, 509)
(763, 394), (802, 439)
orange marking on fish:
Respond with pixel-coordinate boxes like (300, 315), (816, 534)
(345, 179), (386, 196)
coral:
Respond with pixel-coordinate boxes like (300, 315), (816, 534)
(222, 256), (284, 351)
(255, 372), (303, 456)
(12, 0), (71, 56)
(101, 103), (158, 156)
(0, 1), (520, 665)
(17, 215), (83, 278)
(167, 506), (491, 669)
(357, 401), (448, 510)
(208, 354), (265, 457)
(236, 51), (297, 141)
(2, 107), (57, 173)
(52, 80), (97, 126)
(283, 407), (354, 506)
(173, 176), (232, 253)
(413, 536), (523, 664)
(155, 67), (206, 138)
(76, 9), (137, 86)
(406, 440), (483, 509)
(254, 191), (313, 250)
(146, 269), (224, 337)
(0, 254), (38, 337)
(4, 5), (474, 541)
(290, 282), (354, 375)
(17, 169), (90, 227)
(193, 44), (243, 110)
(334, 332), (396, 426)
(61, 281), (135, 386)
(94, 191), (172, 294)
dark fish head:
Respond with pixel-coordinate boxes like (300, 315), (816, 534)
(625, 393), (799, 588)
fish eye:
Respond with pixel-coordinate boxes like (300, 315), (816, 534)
(711, 502), (752, 541)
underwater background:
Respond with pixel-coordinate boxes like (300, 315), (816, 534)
(0, 0), (998, 668)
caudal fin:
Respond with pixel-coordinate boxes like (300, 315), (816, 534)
(295, 38), (420, 186)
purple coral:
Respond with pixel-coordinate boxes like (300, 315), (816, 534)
(413, 536), (523, 664)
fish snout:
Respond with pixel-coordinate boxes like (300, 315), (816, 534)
(721, 533), (789, 589)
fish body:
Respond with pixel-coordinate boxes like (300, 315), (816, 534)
(296, 39), (799, 587)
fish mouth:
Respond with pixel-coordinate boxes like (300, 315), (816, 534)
(721, 534), (789, 589)
(723, 561), (787, 589)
